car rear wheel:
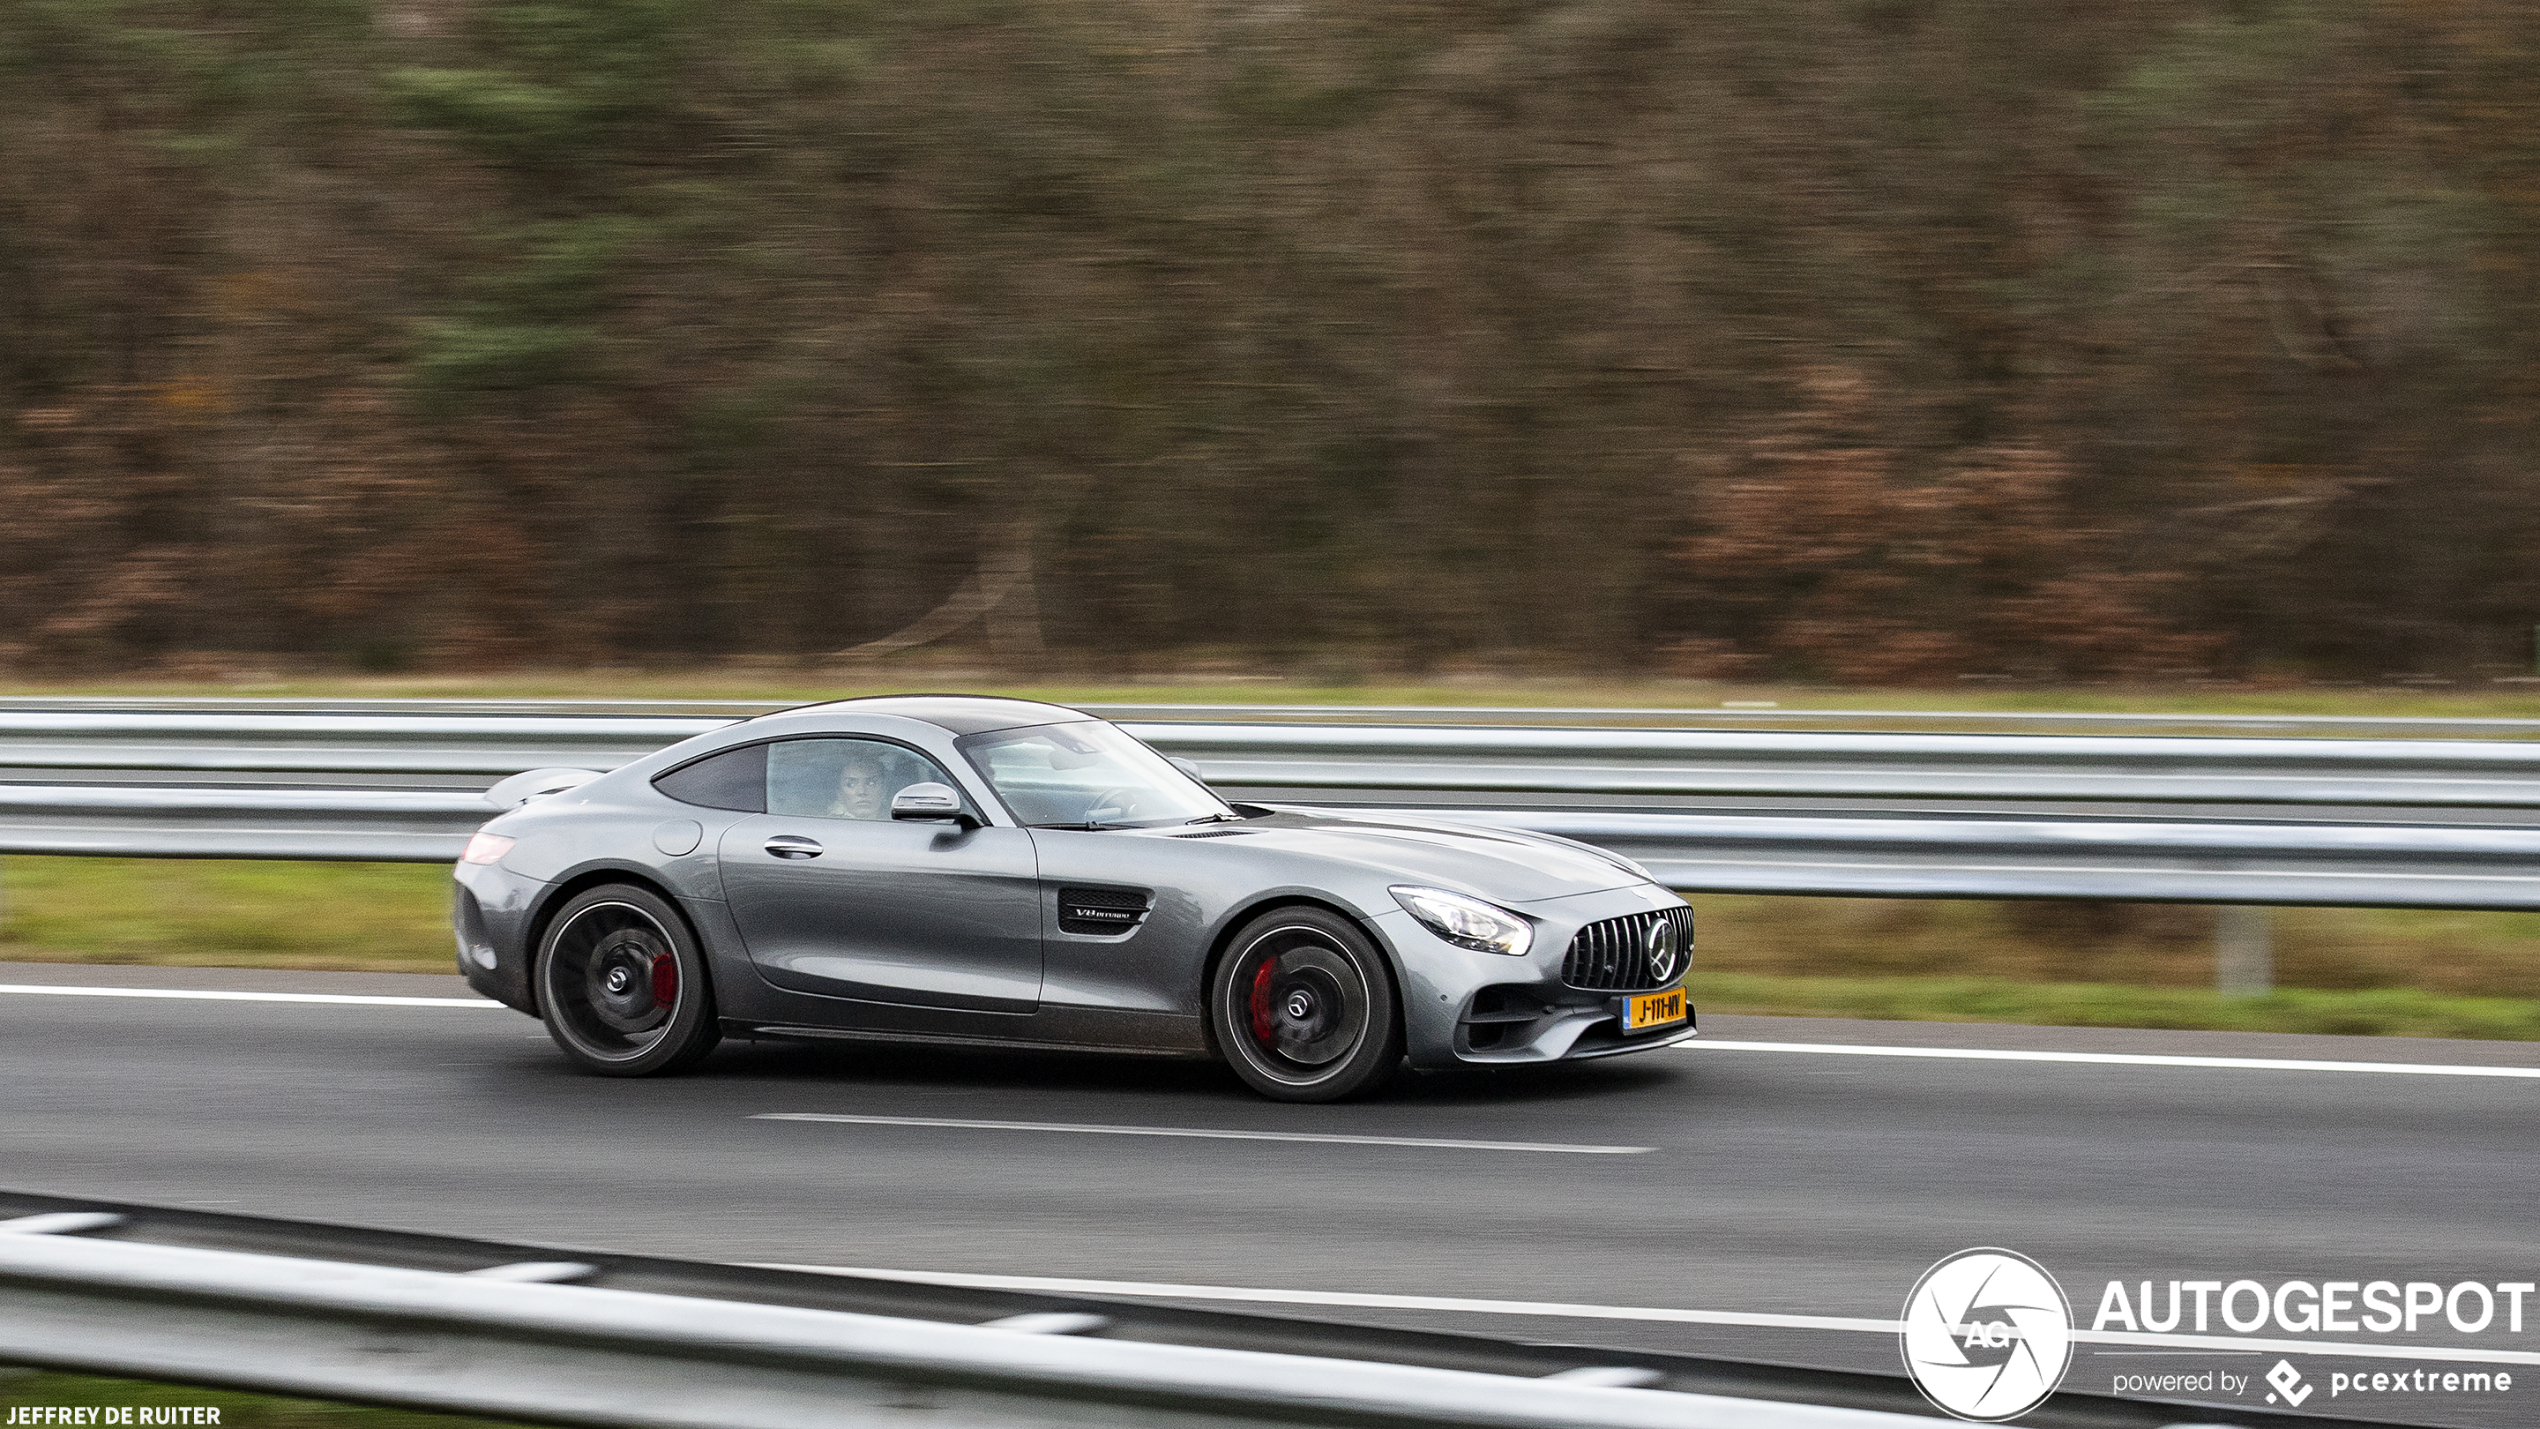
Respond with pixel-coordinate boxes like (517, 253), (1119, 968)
(536, 885), (720, 1076)
(1210, 907), (1402, 1102)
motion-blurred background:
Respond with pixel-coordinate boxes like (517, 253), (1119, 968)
(11, 1), (2540, 1030)
(7, 0), (2539, 681)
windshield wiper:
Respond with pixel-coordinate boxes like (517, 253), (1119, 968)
(1183, 812), (1245, 825)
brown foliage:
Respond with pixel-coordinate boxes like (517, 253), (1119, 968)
(1673, 370), (2218, 683)
(3, 2), (2539, 675)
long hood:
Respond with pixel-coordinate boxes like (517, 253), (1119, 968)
(1160, 808), (1646, 902)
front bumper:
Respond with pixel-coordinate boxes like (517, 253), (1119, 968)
(1376, 882), (1698, 1070)
(1447, 984), (1698, 1065)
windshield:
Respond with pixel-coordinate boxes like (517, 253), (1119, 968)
(958, 721), (1232, 828)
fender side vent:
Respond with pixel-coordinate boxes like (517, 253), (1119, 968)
(1059, 886), (1150, 936)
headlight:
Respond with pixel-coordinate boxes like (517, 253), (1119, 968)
(1390, 886), (1533, 957)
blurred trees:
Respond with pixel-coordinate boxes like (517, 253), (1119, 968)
(3, 0), (2537, 678)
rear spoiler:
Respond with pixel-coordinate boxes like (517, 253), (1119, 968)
(484, 767), (604, 811)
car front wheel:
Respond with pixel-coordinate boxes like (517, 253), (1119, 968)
(1210, 906), (1402, 1102)
(535, 885), (720, 1076)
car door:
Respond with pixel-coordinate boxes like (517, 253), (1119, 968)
(715, 736), (1043, 1015)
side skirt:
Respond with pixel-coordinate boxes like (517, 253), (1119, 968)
(725, 1020), (1205, 1059)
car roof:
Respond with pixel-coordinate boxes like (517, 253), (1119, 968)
(771, 694), (1093, 737)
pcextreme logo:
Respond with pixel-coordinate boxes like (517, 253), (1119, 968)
(1900, 1249), (2075, 1422)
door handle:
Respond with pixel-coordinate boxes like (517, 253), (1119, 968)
(764, 835), (823, 859)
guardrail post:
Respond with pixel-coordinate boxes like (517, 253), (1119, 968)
(2215, 905), (2272, 996)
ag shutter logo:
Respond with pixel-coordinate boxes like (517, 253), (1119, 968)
(1902, 1249), (2075, 1422)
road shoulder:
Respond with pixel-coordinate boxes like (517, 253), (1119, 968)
(5, 959), (2533, 1067)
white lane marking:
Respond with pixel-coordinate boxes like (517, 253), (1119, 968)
(1680, 1039), (2540, 1079)
(755, 1264), (1892, 1332)
(0, 983), (500, 1008)
(8, 981), (2525, 1082)
(1652, 855), (2540, 886)
(750, 1111), (1651, 1155)
(752, 1264), (2540, 1366)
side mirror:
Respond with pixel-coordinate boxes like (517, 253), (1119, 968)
(1169, 756), (1207, 784)
(892, 782), (981, 829)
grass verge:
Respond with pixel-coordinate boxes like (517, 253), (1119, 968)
(5, 861), (2540, 1039)
(0, 858), (454, 973)
(1692, 972), (2540, 1040)
(0, 1371), (532, 1429)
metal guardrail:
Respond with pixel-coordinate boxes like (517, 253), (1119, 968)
(7, 704), (2540, 908)
(0, 1221), (1908, 1429)
(0, 710), (724, 776)
(1440, 809), (2540, 909)
(9, 789), (2538, 907)
(0, 1192), (2354, 1429)
(0, 785), (480, 861)
(1131, 721), (2540, 808)
(20, 706), (2540, 804)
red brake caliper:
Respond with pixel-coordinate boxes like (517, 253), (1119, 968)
(650, 953), (679, 1010)
(1248, 957), (1278, 1044)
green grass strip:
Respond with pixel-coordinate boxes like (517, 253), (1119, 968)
(1692, 972), (2540, 1040)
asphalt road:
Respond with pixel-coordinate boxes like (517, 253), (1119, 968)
(3, 961), (2535, 1426)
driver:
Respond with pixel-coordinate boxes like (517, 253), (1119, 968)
(828, 752), (894, 821)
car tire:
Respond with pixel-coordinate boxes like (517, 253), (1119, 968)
(1210, 906), (1403, 1103)
(535, 885), (720, 1077)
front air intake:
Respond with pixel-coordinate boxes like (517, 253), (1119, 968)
(1560, 905), (1694, 991)
(1058, 886), (1150, 936)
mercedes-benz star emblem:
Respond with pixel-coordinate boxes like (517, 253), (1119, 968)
(1642, 919), (1681, 983)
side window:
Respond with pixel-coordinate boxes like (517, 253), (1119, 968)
(765, 738), (969, 822)
(652, 743), (767, 812)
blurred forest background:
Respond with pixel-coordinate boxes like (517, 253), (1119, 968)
(7, 0), (2540, 682)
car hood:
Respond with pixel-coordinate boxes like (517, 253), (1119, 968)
(1155, 808), (1647, 903)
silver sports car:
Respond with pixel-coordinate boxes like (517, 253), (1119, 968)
(452, 696), (1696, 1100)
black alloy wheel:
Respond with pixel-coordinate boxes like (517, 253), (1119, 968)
(1209, 906), (1403, 1102)
(535, 885), (720, 1076)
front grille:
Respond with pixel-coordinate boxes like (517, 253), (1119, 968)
(1058, 886), (1150, 936)
(1560, 906), (1694, 991)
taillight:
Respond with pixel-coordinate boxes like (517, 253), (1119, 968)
(460, 832), (516, 866)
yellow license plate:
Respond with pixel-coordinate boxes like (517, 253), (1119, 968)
(1625, 987), (1686, 1032)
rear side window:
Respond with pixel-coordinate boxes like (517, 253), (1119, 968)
(652, 743), (767, 812)
(766, 738), (974, 821)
